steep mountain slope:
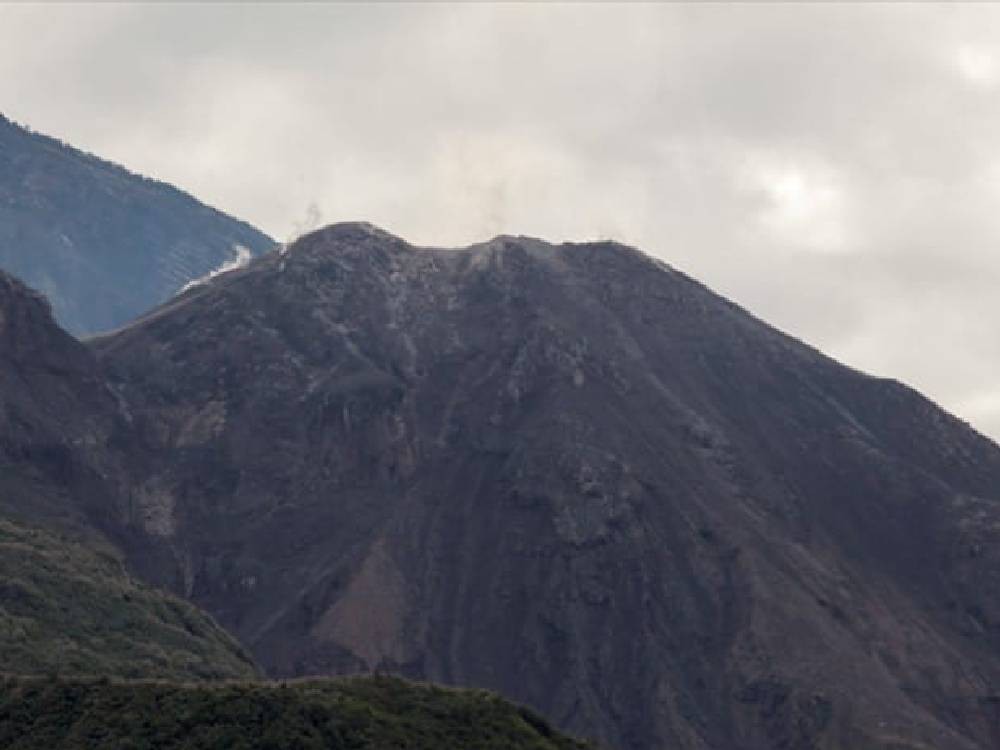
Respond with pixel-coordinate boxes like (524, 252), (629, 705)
(0, 260), (584, 745)
(92, 223), (1000, 750)
(0, 270), (126, 528)
(0, 270), (257, 681)
(0, 115), (275, 336)
(0, 517), (257, 681)
(0, 674), (593, 750)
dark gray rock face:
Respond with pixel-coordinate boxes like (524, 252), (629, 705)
(0, 269), (127, 528)
(0, 115), (275, 336)
(89, 223), (1000, 750)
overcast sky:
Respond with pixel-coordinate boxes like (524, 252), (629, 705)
(2, 3), (1000, 440)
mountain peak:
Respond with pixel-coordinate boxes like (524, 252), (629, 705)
(0, 270), (68, 360)
(291, 221), (403, 249)
(0, 268), (49, 313)
(91, 225), (1000, 750)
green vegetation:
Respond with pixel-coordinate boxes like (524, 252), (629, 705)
(0, 518), (257, 681)
(0, 519), (594, 747)
(0, 674), (594, 750)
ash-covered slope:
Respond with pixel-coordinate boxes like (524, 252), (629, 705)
(0, 270), (126, 527)
(0, 115), (275, 336)
(94, 223), (1000, 750)
(0, 271), (257, 681)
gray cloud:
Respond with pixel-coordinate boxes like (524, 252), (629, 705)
(2, 3), (1000, 439)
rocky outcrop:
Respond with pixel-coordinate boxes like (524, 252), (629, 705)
(90, 223), (1000, 750)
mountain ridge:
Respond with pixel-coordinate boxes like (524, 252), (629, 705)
(0, 113), (276, 335)
(1, 217), (998, 748)
(86, 223), (1000, 750)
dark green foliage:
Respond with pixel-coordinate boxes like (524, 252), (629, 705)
(0, 674), (595, 750)
(0, 518), (257, 681)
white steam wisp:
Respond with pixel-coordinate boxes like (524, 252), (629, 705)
(178, 244), (253, 295)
